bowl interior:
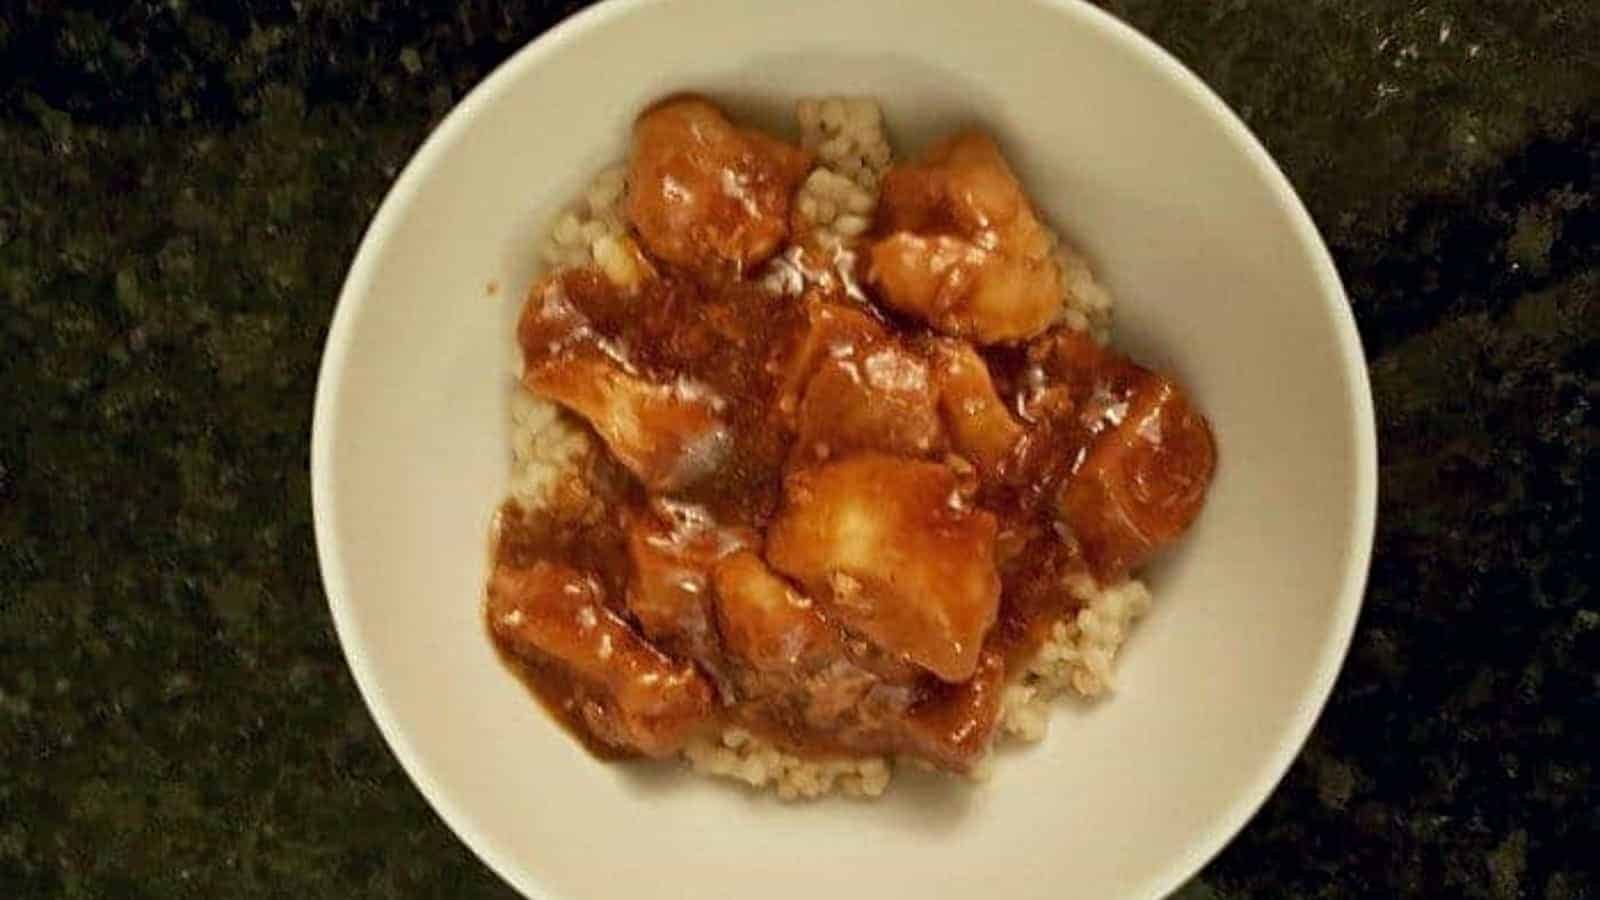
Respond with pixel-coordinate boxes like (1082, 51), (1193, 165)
(312, 1), (1376, 897)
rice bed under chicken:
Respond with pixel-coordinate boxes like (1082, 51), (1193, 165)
(509, 97), (1146, 800)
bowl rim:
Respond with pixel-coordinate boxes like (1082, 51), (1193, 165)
(310, 1), (1379, 896)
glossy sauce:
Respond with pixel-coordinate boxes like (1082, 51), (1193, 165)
(491, 496), (639, 760)
(486, 97), (1216, 772)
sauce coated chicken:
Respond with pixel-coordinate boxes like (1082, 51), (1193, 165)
(628, 97), (813, 279)
(489, 96), (1215, 774)
(869, 132), (1064, 344)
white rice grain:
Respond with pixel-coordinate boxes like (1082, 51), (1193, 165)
(539, 164), (629, 269)
(792, 97), (890, 244)
(998, 578), (1155, 744)
(683, 727), (892, 801)
(507, 385), (592, 512)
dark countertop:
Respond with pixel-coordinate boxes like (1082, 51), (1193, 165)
(1, 1), (1595, 897)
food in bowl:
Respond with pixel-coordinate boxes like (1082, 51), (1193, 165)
(486, 95), (1216, 799)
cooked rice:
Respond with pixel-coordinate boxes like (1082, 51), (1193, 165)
(507, 386), (592, 512)
(797, 97), (893, 191)
(506, 96), (1142, 800)
(1052, 231), (1115, 343)
(539, 164), (629, 270)
(793, 97), (891, 242)
(999, 578), (1154, 743)
(683, 726), (892, 801)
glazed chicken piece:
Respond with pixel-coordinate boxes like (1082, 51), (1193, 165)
(867, 131), (1063, 344)
(527, 359), (729, 493)
(765, 454), (1002, 682)
(624, 501), (755, 670)
(628, 96), (813, 279)
(901, 650), (1007, 772)
(1027, 324), (1145, 412)
(714, 551), (921, 742)
(519, 273), (731, 492)
(930, 339), (1025, 476)
(1028, 328), (1215, 579)
(792, 341), (945, 464)
(488, 561), (714, 757)
(1058, 374), (1216, 581)
(772, 295), (888, 420)
(712, 551), (841, 673)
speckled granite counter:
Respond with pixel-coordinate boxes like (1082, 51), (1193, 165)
(1, 2), (1595, 897)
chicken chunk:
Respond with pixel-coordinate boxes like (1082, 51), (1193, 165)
(1010, 327), (1215, 577)
(1027, 325), (1145, 416)
(901, 650), (1006, 772)
(867, 131), (1062, 344)
(711, 551), (840, 673)
(624, 502), (754, 669)
(628, 96), (813, 279)
(519, 273), (731, 491)
(931, 340), (1025, 476)
(488, 561), (713, 757)
(712, 552), (923, 741)
(765, 454), (1001, 681)
(772, 295), (887, 420)
(527, 358), (729, 493)
(1058, 375), (1216, 581)
(792, 342), (945, 464)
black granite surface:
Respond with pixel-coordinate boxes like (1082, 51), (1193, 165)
(1, 1), (1596, 897)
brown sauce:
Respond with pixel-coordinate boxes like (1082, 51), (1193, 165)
(488, 616), (639, 762)
(485, 96), (1216, 772)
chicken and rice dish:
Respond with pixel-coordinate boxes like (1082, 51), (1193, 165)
(486, 95), (1216, 799)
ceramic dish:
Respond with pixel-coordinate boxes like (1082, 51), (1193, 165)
(311, 1), (1377, 897)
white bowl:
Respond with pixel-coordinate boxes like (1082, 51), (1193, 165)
(311, 1), (1377, 897)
